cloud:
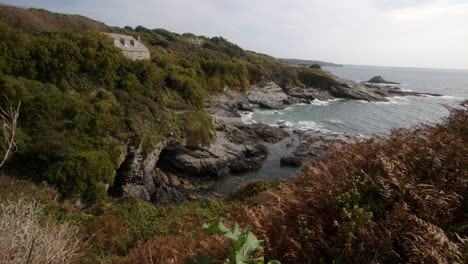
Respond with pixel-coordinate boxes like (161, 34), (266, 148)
(1, 0), (467, 69)
(386, 0), (468, 22)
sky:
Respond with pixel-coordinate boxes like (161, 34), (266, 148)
(2, 0), (468, 69)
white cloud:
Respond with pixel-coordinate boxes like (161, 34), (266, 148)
(1, 0), (468, 69)
(387, 0), (468, 22)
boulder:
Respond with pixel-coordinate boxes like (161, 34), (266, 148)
(280, 156), (304, 167)
(247, 82), (290, 109)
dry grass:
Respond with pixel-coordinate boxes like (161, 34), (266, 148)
(0, 173), (59, 203)
(0, 198), (83, 264)
(112, 232), (229, 264)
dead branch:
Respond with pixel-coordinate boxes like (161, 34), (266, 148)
(0, 99), (20, 168)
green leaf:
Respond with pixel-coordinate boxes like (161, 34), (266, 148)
(236, 232), (264, 263)
(202, 220), (282, 264)
(203, 220), (230, 236)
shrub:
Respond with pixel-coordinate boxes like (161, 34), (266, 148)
(309, 63), (321, 70)
(0, 198), (83, 263)
(44, 150), (116, 203)
(84, 196), (165, 258)
(178, 111), (213, 147)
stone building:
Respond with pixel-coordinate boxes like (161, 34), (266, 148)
(105, 33), (150, 60)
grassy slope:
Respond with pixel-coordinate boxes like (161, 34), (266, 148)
(0, 4), (109, 33)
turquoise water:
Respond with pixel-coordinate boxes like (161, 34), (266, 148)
(214, 65), (468, 194)
(250, 65), (468, 136)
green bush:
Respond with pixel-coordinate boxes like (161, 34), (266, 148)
(44, 150), (115, 203)
(178, 111), (213, 147)
(85, 196), (165, 257)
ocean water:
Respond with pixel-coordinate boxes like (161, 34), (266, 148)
(214, 65), (468, 194)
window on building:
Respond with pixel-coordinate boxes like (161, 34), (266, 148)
(120, 38), (125, 45)
(130, 40), (137, 47)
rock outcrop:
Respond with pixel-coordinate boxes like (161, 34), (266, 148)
(244, 78), (441, 110)
(158, 122), (288, 177)
(110, 95), (289, 205)
(280, 156), (304, 167)
(280, 130), (351, 167)
(367, 75), (400, 84)
(109, 140), (170, 202)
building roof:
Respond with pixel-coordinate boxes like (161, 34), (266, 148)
(104, 33), (149, 53)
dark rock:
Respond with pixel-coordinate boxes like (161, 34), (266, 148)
(153, 122), (287, 180)
(109, 140), (170, 202)
(230, 144), (268, 172)
(290, 130), (348, 163)
(276, 121), (290, 128)
(232, 123), (289, 143)
(367, 76), (400, 84)
(151, 168), (187, 205)
(280, 156), (304, 167)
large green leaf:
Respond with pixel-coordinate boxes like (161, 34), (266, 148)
(229, 232), (264, 264)
(198, 220), (281, 264)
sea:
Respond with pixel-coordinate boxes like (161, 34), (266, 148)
(213, 65), (468, 194)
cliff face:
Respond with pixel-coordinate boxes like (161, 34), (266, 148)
(109, 99), (289, 204)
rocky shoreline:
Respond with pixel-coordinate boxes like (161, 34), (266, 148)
(109, 76), (441, 205)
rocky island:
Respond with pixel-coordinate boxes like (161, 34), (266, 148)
(367, 75), (400, 84)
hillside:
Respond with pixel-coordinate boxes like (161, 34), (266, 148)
(0, 4), (109, 32)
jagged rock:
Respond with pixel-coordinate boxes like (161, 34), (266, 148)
(205, 87), (251, 117)
(290, 130), (349, 163)
(152, 168), (187, 205)
(231, 123), (289, 143)
(280, 156), (304, 167)
(157, 123), (288, 178)
(109, 140), (171, 202)
(247, 82), (289, 109)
